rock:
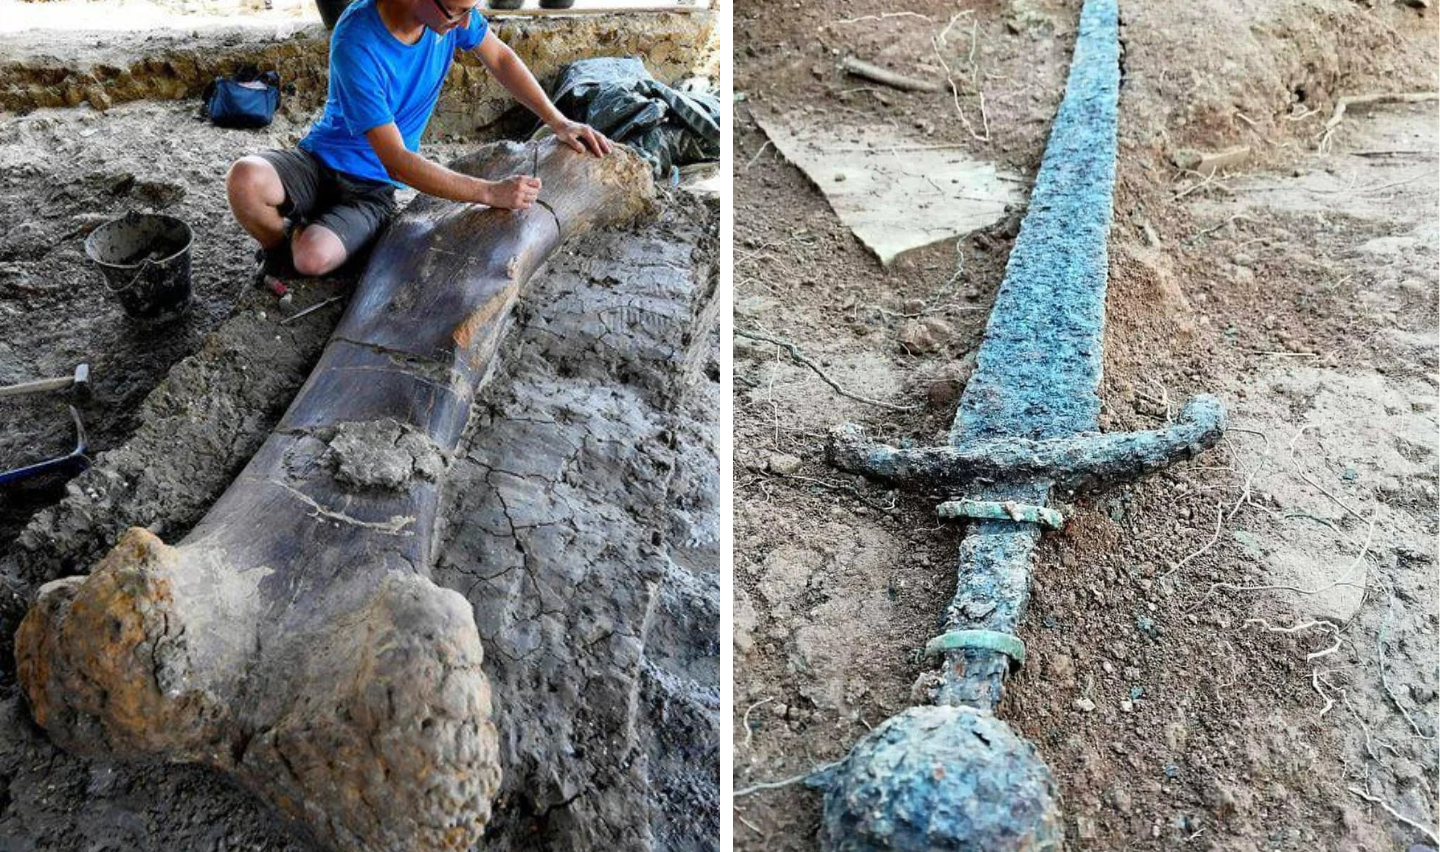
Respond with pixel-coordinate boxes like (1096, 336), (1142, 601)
(735, 294), (778, 318)
(83, 85), (112, 111)
(1170, 145), (1250, 175)
(1048, 653), (1077, 688)
(767, 453), (802, 475)
(1073, 697), (1096, 713)
(1111, 786), (1133, 815)
(954, 350), (977, 383)
(1202, 779), (1241, 816)
(329, 419), (447, 491)
(923, 352), (978, 410)
(925, 378), (960, 410)
(1391, 759), (1425, 789)
(898, 318), (952, 354)
(734, 589), (757, 655)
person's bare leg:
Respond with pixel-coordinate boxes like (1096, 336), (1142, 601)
(291, 224), (349, 277)
(226, 156), (289, 249)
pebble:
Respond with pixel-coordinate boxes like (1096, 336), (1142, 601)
(1048, 653), (1076, 686)
(1112, 787), (1133, 815)
(767, 453), (802, 475)
(898, 318), (953, 354)
(1074, 697), (1096, 713)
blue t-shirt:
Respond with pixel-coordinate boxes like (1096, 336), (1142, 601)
(300, 0), (487, 185)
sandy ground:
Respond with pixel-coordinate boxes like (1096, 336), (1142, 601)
(732, 1), (1438, 850)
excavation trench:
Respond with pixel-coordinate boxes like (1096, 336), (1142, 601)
(0, 29), (719, 845)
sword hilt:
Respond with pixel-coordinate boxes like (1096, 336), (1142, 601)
(828, 393), (1227, 496)
(830, 394), (1226, 711)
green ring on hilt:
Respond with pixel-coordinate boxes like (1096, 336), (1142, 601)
(937, 499), (1065, 530)
(924, 629), (1026, 668)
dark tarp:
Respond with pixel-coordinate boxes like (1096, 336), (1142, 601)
(550, 56), (720, 179)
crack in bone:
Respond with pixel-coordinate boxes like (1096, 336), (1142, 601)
(266, 480), (417, 535)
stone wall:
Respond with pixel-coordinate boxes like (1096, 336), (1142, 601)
(0, 11), (717, 137)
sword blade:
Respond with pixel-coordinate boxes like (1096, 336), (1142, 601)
(952, 0), (1120, 445)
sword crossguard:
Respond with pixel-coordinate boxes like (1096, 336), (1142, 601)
(829, 393), (1226, 498)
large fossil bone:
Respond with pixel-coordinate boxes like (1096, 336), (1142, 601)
(15, 138), (653, 852)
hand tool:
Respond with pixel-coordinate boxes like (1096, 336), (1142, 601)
(0, 406), (90, 487)
(0, 363), (91, 401)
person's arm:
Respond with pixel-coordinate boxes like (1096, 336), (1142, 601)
(365, 123), (541, 209)
(333, 34), (537, 209)
(472, 30), (612, 157)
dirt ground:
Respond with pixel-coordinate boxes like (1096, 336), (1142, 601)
(732, 1), (1439, 850)
(0, 100), (320, 549)
(0, 19), (719, 852)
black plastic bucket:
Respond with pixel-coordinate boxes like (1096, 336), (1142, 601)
(84, 212), (194, 321)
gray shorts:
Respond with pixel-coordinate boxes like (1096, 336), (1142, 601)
(257, 148), (398, 257)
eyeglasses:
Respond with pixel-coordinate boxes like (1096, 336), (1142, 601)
(428, 0), (470, 23)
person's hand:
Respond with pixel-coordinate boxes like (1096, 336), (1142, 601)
(550, 119), (612, 157)
(480, 175), (542, 210)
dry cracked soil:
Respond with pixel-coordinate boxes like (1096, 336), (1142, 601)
(733, 1), (1438, 851)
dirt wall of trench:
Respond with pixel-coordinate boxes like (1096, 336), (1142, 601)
(0, 11), (717, 137)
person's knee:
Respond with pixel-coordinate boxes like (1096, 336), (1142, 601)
(226, 157), (278, 206)
(292, 231), (346, 277)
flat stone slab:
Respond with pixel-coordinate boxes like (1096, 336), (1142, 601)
(756, 115), (1026, 265)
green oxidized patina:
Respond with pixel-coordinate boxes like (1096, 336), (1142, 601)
(816, 1), (1226, 849)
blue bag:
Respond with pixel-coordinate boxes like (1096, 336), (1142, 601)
(202, 69), (281, 129)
